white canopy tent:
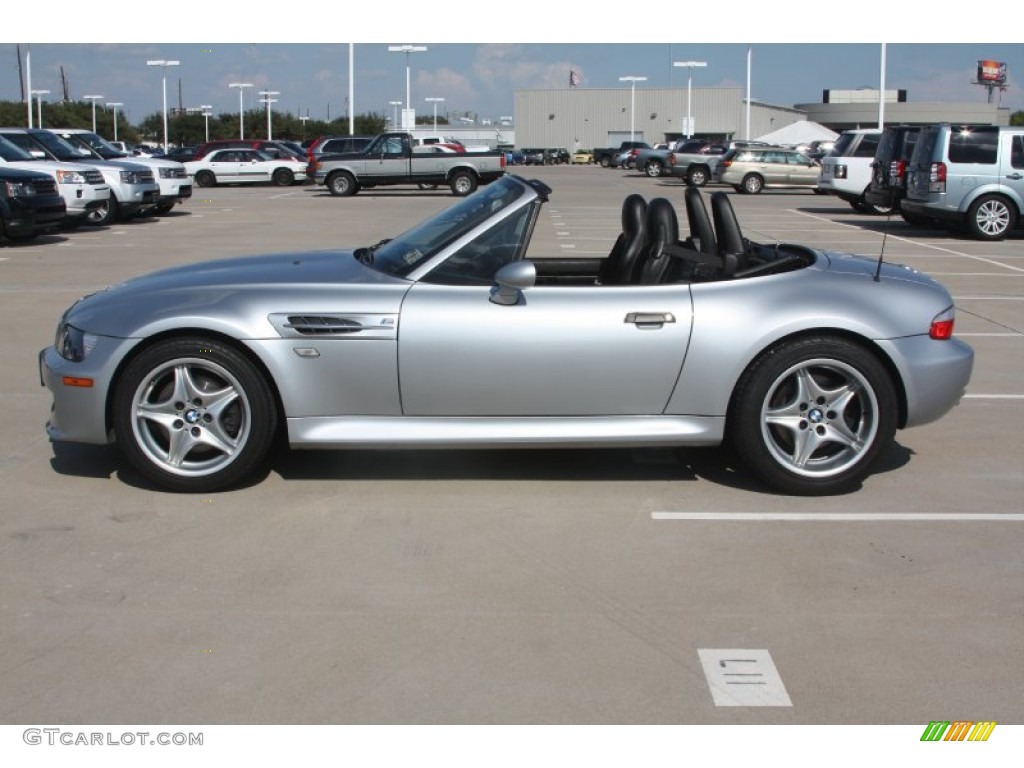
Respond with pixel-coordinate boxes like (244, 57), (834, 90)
(755, 120), (838, 146)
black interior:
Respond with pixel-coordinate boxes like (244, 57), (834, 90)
(533, 188), (815, 287)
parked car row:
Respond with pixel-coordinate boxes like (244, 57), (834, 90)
(0, 127), (193, 242)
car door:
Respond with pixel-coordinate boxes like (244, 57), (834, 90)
(236, 150), (272, 183)
(1000, 132), (1024, 203)
(207, 150), (243, 183)
(789, 152), (821, 187)
(397, 205), (692, 416)
(361, 134), (411, 183)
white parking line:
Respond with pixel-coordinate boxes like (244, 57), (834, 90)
(653, 512), (1024, 521)
(964, 394), (1024, 399)
(698, 649), (792, 707)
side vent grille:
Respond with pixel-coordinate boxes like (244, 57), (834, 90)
(284, 315), (363, 335)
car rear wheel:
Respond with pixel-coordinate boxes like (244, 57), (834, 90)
(687, 166), (709, 187)
(195, 171), (216, 188)
(272, 168), (294, 186)
(728, 336), (897, 495)
(645, 160), (663, 178)
(449, 171), (478, 196)
(966, 194), (1015, 241)
(600, 156), (611, 168)
(327, 171), (358, 197)
(741, 174), (764, 194)
(113, 337), (278, 493)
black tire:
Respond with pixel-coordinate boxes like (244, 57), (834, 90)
(326, 171), (358, 197)
(599, 156), (611, 168)
(272, 168), (294, 186)
(85, 195), (117, 226)
(728, 336), (898, 495)
(645, 160), (663, 178)
(449, 171), (478, 196)
(741, 174), (764, 194)
(965, 194), (1015, 241)
(153, 201), (176, 215)
(687, 166), (710, 187)
(195, 170), (216, 188)
(112, 337), (278, 493)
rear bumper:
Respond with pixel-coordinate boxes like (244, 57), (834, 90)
(876, 335), (974, 428)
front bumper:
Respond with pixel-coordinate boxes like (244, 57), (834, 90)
(5, 196), (67, 236)
(39, 336), (142, 445)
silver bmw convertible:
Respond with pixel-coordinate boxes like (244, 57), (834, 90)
(40, 175), (973, 495)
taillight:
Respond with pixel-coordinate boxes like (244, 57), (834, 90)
(889, 159), (906, 181)
(834, 164), (848, 179)
(929, 307), (955, 340)
(630, 149), (639, 157)
(721, 159), (732, 168)
(500, 152), (506, 169)
(668, 154), (675, 166)
(929, 162), (946, 193)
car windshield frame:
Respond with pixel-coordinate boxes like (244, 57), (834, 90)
(25, 130), (91, 162)
(366, 176), (535, 279)
(0, 134), (35, 162)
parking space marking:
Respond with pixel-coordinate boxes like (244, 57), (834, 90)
(698, 649), (792, 707)
(653, 512), (1024, 521)
(964, 394), (1024, 399)
(790, 209), (1024, 272)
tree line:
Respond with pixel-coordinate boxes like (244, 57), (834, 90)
(0, 100), (453, 146)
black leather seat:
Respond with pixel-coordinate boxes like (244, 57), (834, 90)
(710, 191), (748, 277)
(635, 198), (680, 285)
(597, 194), (647, 285)
(684, 186), (717, 258)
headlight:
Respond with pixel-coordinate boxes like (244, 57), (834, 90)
(55, 322), (99, 362)
(55, 169), (87, 184)
(158, 167), (185, 178)
(4, 180), (37, 197)
(120, 170), (146, 183)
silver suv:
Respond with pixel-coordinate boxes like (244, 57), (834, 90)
(901, 124), (1024, 240)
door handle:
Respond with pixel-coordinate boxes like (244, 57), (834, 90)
(625, 312), (676, 326)
(1006, 173), (1023, 180)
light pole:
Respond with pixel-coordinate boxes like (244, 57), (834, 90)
(618, 76), (647, 142)
(199, 105), (213, 142)
(298, 115), (310, 142)
(425, 97), (444, 133)
(147, 59), (180, 152)
(259, 90), (280, 140)
(673, 60), (707, 139)
(83, 95), (104, 133)
(107, 102), (123, 142)
(389, 101), (402, 129)
(229, 82), (253, 139)
(387, 44), (427, 130)
(31, 89), (50, 128)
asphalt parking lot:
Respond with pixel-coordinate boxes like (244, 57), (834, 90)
(1, 166), (1021, 726)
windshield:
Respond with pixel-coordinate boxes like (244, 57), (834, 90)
(67, 131), (124, 159)
(25, 130), (91, 161)
(0, 135), (35, 162)
(367, 176), (530, 277)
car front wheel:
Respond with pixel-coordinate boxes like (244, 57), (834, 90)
(728, 336), (897, 495)
(966, 194), (1015, 240)
(113, 337), (278, 493)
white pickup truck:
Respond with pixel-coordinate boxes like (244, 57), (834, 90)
(310, 132), (506, 197)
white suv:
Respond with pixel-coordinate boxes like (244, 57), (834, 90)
(818, 129), (889, 214)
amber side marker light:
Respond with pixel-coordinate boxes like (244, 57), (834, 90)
(62, 376), (94, 388)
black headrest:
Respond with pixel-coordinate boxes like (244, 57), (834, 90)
(622, 194), (647, 236)
(711, 191), (744, 256)
(684, 186), (716, 256)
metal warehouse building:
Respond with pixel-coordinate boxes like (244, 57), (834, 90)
(513, 87), (806, 150)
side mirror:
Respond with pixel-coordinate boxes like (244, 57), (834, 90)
(489, 260), (536, 306)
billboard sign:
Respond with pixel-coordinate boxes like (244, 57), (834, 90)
(977, 60), (1008, 85)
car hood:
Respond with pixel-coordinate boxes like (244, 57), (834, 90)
(66, 250), (408, 337)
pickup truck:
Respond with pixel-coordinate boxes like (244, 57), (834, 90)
(592, 141), (651, 169)
(666, 141), (728, 186)
(309, 132), (506, 197)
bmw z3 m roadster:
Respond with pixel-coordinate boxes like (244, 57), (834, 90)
(40, 175), (973, 495)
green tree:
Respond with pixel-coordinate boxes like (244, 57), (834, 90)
(1011, 110), (1024, 126)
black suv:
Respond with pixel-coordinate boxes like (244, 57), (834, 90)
(865, 125), (920, 217)
(1, 166), (66, 242)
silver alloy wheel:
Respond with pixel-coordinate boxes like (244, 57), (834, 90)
(759, 358), (879, 479)
(972, 197), (1011, 238)
(130, 357), (251, 478)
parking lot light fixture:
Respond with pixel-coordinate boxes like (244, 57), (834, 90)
(31, 89), (50, 128)
(199, 105), (213, 142)
(618, 76), (647, 142)
(389, 100), (402, 130)
(106, 102), (123, 141)
(83, 95), (104, 133)
(147, 59), (180, 152)
(425, 97), (445, 133)
(388, 45), (427, 129)
(673, 60), (707, 139)
(259, 90), (280, 140)
(229, 82), (253, 139)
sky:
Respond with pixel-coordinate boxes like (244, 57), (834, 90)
(2, 5), (1020, 127)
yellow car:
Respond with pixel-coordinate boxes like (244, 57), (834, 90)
(572, 150), (593, 165)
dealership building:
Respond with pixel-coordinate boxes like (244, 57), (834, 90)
(508, 86), (1012, 149)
